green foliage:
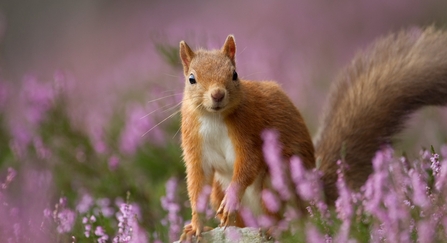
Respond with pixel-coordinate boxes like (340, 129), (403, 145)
(0, 115), (13, 168)
(26, 91), (188, 240)
(155, 43), (181, 68)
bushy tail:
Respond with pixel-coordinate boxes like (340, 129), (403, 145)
(315, 27), (447, 204)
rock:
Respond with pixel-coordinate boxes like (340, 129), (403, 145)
(173, 226), (274, 243)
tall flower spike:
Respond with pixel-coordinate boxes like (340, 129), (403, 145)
(261, 129), (290, 200)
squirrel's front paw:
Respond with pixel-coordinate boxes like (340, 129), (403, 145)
(179, 218), (213, 243)
(180, 223), (201, 243)
(216, 193), (239, 228)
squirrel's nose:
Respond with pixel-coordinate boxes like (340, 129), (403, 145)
(211, 90), (225, 102)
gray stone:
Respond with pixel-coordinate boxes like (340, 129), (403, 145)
(173, 226), (274, 243)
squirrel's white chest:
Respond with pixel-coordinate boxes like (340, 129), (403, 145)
(199, 115), (236, 177)
(199, 115), (263, 215)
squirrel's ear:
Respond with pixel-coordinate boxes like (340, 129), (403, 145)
(179, 40), (195, 75)
(222, 35), (236, 66)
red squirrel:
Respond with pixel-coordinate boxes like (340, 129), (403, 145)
(178, 27), (447, 241)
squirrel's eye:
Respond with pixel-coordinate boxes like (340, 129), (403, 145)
(232, 70), (238, 81)
(189, 74), (196, 84)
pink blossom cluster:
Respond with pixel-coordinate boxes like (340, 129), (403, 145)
(0, 168), (77, 243)
(258, 130), (447, 242)
(160, 177), (184, 242)
(158, 130), (447, 242)
(74, 192), (147, 243)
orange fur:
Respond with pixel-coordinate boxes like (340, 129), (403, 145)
(178, 27), (447, 241)
(179, 36), (314, 241)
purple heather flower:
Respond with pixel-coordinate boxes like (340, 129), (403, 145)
(33, 137), (51, 160)
(363, 150), (389, 217)
(119, 103), (165, 155)
(129, 218), (148, 243)
(239, 206), (258, 228)
(84, 224), (92, 238)
(160, 177), (183, 242)
(196, 185), (211, 213)
(9, 123), (32, 158)
(95, 226), (109, 242)
(316, 200), (330, 219)
(306, 223), (326, 243)
(115, 198), (142, 221)
(284, 206), (300, 221)
(13, 223), (20, 241)
(119, 104), (151, 154)
(43, 208), (52, 218)
(409, 170), (429, 208)
(261, 129), (290, 200)
(257, 214), (274, 229)
(334, 221), (352, 243)
(442, 217), (447, 237)
(113, 200), (148, 243)
(20, 75), (55, 125)
(95, 198), (115, 218)
(435, 158), (447, 192)
(163, 177), (178, 204)
(108, 155), (120, 171)
(290, 156), (322, 202)
(417, 220), (434, 243)
(306, 206), (314, 217)
(56, 208), (76, 233)
(76, 193), (94, 214)
(223, 183), (240, 214)
(114, 202), (133, 242)
(91, 129), (108, 154)
(382, 192), (409, 242)
(335, 160), (352, 221)
(420, 149), (431, 161)
(262, 189), (280, 213)
(430, 153), (440, 177)
(1, 167), (17, 189)
(59, 197), (67, 208)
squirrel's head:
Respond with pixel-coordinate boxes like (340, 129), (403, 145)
(179, 35), (242, 116)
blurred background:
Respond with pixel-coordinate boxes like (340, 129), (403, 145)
(0, 0), (447, 241)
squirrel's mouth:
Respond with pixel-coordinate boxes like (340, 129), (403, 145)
(210, 106), (222, 112)
(204, 100), (227, 113)
(205, 104), (225, 112)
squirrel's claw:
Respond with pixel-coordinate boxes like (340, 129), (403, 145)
(180, 223), (200, 243)
(180, 221), (203, 243)
(179, 223), (213, 242)
(216, 194), (238, 228)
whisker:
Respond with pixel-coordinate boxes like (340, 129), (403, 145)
(146, 93), (182, 104)
(171, 102), (201, 140)
(142, 95), (201, 120)
(143, 91), (205, 139)
(172, 126), (181, 140)
(162, 101), (183, 113)
(141, 110), (181, 137)
(140, 103), (176, 119)
(171, 102), (203, 140)
(192, 103), (203, 114)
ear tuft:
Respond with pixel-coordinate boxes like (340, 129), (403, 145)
(179, 41), (195, 75)
(222, 35), (236, 65)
